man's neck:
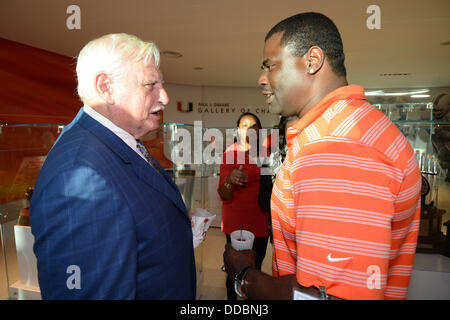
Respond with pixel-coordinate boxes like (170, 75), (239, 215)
(87, 102), (111, 120)
(298, 76), (348, 118)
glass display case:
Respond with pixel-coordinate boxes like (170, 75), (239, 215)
(0, 124), (62, 300)
(373, 103), (450, 253)
(1, 102), (450, 299)
(161, 123), (235, 228)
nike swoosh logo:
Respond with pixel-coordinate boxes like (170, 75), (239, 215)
(327, 253), (353, 263)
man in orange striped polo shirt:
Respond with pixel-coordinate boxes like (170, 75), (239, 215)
(223, 12), (421, 300)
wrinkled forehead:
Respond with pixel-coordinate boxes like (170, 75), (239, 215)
(127, 58), (162, 81)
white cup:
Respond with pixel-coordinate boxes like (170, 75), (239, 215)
(191, 208), (216, 248)
(230, 230), (255, 251)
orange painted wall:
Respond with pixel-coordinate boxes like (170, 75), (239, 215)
(0, 38), (170, 204)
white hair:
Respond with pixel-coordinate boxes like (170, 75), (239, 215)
(76, 33), (160, 103)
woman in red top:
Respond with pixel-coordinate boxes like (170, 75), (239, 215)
(218, 112), (270, 300)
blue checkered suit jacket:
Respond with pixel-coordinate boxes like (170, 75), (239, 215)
(30, 109), (196, 299)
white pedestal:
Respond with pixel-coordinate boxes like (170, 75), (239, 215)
(194, 242), (204, 300)
(207, 176), (222, 228)
(9, 280), (41, 300)
(12, 225), (41, 300)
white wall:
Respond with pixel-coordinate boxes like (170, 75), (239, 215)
(163, 83), (280, 128)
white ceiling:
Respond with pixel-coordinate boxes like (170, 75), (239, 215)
(0, 0), (449, 89)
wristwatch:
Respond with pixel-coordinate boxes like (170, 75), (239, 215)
(234, 266), (253, 298)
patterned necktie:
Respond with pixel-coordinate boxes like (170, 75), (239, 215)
(136, 140), (165, 178)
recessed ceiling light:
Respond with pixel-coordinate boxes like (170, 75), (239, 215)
(161, 50), (183, 58)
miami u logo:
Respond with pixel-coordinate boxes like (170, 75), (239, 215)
(177, 101), (193, 112)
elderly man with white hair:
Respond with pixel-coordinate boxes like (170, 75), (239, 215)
(30, 33), (196, 299)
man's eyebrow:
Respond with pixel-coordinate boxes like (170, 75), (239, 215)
(144, 76), (161, 83)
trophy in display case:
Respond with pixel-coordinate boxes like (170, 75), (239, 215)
(17, 187), (33, 226)
(13, 186), (41, 298)
(416, 153), (447, 253)
(375, 101), (450, 254)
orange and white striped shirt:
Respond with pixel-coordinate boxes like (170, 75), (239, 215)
(271, 85), (421, 300)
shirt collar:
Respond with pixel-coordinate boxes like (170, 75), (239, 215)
(83, 104), (142, 156)
(286, 85), (366, 148)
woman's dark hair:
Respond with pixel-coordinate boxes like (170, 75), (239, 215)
(235, 112), (262, 151)
(236, 112), (262, 129)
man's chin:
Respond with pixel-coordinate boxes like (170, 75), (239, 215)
(135, 121), (160, 139)
(268, 104), (282, 115)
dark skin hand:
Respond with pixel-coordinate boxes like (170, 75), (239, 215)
(223, 243), (341, 300)
(223, 243), (297, 300)
(218, 165), (248, 201)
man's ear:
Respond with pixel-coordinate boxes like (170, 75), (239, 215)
(94, 72), (115, 104)
(305, 46), (325, 75)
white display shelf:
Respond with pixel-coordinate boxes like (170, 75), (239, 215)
(9, 280), (41, 300)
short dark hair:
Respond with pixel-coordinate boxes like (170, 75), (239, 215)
(265, 12), (346, 77)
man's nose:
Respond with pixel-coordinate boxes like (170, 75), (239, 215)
(160, 87), (169, 105)
(258, 71), (268, 87)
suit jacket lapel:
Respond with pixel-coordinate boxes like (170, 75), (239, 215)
(75, 109), (189, 217)
(131, 155), (188, 216)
